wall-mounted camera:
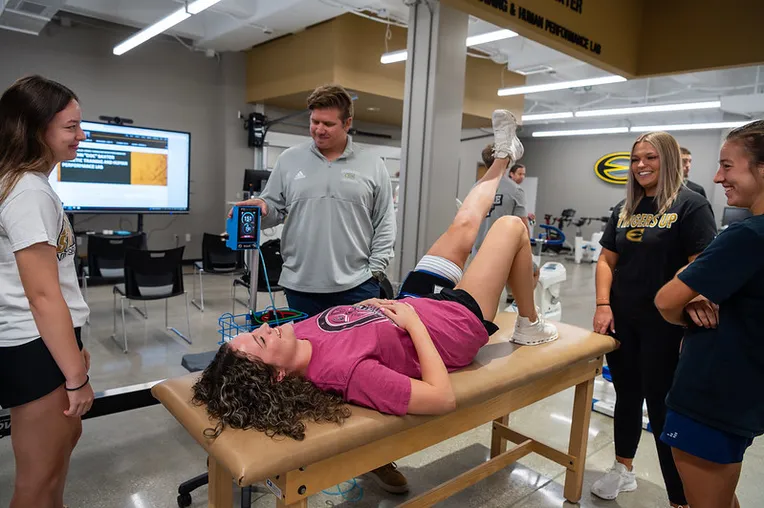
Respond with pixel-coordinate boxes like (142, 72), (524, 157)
(99, 115), (134, 126)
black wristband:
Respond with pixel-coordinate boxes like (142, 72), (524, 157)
(596, 303), (610, 307)
(65, 375), (90, 391)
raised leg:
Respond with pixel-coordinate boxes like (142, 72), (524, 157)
(564, 377), (596, 503)
(424, 156), (510, 270)
(456, 215), (535, 322)
(208, 456), (234, 508)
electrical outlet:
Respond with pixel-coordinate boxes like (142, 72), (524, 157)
(185, 233), (191, 242)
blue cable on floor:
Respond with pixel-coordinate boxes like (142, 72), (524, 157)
(322, 477), (364, 502)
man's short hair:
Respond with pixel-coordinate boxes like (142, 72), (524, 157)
(307, 84), (354, 121)
(680, 146), (691, 155)
(481, 143), (495, 168)
(509, 163), (525, 174)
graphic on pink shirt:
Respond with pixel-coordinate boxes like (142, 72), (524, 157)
(316, 305), (388, 332)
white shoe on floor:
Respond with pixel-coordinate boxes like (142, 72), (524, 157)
(492, 109), (524, 162)
(591, 461), (637, 500)
(511, 309), (558, 345)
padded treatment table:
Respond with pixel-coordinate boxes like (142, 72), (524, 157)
(153, 312), (617, 507)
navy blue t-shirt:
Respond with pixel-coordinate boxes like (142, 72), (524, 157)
(600, 187), (717, 316)
(667, 215), (764, 438)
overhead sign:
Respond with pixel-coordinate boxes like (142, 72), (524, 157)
(594, 152), (630, 185)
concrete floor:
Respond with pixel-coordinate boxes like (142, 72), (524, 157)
(1, 256), (762, 507)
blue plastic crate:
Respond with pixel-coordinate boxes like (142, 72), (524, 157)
(218, 308), (308, 344)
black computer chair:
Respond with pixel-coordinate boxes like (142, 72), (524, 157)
(83, 232), (148, 317)
(111, 246), (191, 353)
(191, 233), (244, 312)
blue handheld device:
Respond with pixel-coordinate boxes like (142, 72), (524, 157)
(226, 206), (261, 250)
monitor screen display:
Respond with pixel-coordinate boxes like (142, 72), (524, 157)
(721, 206), (752, 227)
(49, 121), (190, 213)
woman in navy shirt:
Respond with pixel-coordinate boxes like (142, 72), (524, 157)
(656, 120), (764, 508)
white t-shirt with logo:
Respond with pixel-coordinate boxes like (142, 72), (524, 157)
(0, 171), (89, 347)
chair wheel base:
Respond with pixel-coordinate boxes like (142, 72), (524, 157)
(177, 493), (192, 507)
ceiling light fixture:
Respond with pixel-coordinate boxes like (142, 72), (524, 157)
(380, 29), (517, 64)
(498, 75), (626, 97)
(576, 100), (721, 118)
(522, 112), (574, 122)
(380, 49), (408, 64)
(532, 127), (630, 138)
(630, 121), (748, 132)
(113, 0), (224, 56)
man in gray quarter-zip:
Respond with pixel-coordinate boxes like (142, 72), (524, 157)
(237, 84), (396, 316)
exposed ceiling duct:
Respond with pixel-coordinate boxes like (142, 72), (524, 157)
(0, 0), (63, 35)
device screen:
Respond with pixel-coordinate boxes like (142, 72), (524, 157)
(238, 209), (258, 243)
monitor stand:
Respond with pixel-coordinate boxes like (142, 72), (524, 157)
(137, 214), (144, 233)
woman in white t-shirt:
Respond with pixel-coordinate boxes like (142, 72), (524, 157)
(0, 76), (92, 508)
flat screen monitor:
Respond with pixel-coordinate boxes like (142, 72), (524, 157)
(49, 121), (190, 213)
(244, 169), (271, 194)
(721, 206), (752, 227)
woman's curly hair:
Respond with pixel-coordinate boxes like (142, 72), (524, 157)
(191, 345), (351, 441)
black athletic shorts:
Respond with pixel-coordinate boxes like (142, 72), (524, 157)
(423, 288), (499, 336)
(397, 269), (456, 299)
(0, 328), (83, 409)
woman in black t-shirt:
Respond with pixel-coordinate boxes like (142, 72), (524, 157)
(655, 120), (764, 508)
(591, 131), (717, 506)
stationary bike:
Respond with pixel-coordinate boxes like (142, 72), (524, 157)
(542, 209), (575, 254)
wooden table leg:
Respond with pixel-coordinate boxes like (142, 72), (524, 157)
(208, 455), (234, 508)
(490, 415), (510, 458)
(564, 377), (595, 503)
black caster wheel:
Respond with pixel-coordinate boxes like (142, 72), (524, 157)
(177, 493), (192, 507)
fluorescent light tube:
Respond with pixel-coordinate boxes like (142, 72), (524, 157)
(522, 112), (574, 122)
(380, 50), (408, 64)
(630, 121), (748, 132)
(498, 76), (627, 97)
(465, 29), (517, 46)
(532, 127), (630, 137)
(576, 100), (721, 118)
(187, 0), (224, 14)
(113, 0), (223, 56)
(381, 29), (517, 64)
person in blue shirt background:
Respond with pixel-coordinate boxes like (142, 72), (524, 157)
(655, 119), (764, 508)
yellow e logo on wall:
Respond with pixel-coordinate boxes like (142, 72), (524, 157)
(595, 152), (630, 185)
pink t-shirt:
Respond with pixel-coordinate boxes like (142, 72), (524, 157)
(295, 297), (489, 416)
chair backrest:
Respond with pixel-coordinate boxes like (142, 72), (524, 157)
(257, 238), (283, 289)
(201, 233), (243, 273)
(123, 246), (185, 300)
(86, 233), (146, 280)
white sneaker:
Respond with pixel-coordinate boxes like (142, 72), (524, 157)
(511, 309), (558, 345)
(492, 109), (524, 162)
(591, 461), (637, 500)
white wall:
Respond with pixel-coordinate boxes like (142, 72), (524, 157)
(0, 18), (252, 259)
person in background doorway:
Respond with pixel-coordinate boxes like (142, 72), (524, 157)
(592, 131), (717, 507)
(681, 147), (707, 198)
(508, 163), (535, 223)
(655, 120), (764, 508)
(0, 75), (93, 508)
(232, 83), (401, 491)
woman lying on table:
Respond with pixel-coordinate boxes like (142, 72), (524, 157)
(192, 110), (558, 441)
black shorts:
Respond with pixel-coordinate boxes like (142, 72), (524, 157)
(0, 328), (83, 409)
(423, 288), (499, 336)
(398, 270), (456, 299)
